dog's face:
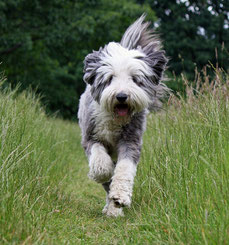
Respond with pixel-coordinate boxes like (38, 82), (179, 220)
(83, 15), (168, 119)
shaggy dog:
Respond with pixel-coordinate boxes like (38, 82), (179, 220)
(78, 15), (168, 217)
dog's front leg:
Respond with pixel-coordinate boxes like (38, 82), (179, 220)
(87, 143), (114, 184)
(109, 158), (137, 208)
(105, 132), (142, 216)
(106, 155), (137, 217)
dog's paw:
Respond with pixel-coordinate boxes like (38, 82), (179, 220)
(109, 190), (131, 208)
(105, 199), (124, 217)
(88, 152), (114, 183)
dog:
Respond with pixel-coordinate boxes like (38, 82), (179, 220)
(78, 14), (168, 217)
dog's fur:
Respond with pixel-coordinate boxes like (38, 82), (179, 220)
(78, 15), (168, 217)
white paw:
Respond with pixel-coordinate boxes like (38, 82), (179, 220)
(109, 189), (131, 208)
(88, 149), (114, 183)
(105, 199), (124, 217)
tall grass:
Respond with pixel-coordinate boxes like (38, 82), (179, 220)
(0, 80), (82, 243)
(133, 67), (229, 243)
(0, 67), (228, 244)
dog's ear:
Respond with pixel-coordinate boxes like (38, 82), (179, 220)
(142, 48), (168, 84)
(83, 49), (101, 85)
(121, 14), (168, 84)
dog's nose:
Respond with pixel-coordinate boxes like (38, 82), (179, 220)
(116, 93), (128, 103)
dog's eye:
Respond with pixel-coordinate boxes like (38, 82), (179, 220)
(132, 76), (144, 87)
(107, 76), (113, 85)
(132, 76), (138, 84)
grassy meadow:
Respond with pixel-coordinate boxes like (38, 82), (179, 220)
(0, 69), (229, 244)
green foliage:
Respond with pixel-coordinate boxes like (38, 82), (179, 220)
(1, 0), (228, 118)
(146, 0), (229, 80)
(0, 0), (155, 119)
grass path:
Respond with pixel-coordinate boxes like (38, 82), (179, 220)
(41, 128), (144, 244)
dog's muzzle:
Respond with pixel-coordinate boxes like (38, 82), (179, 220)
(114, 93), (129, 117)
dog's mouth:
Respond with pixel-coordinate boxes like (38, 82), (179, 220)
(114, 104), (129, 117)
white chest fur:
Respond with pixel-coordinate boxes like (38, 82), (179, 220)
(93, 108), (122, 147)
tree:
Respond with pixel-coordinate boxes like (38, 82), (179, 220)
(0, 0), (156, 119)
(145, 0), (229, 86)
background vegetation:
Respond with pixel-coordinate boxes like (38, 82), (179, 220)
(0, 1), (228, 243)
(0, 67), (228, 244)
(0, 0), (228, 119)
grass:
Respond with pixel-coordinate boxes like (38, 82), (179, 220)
(0, 68), (229, 244)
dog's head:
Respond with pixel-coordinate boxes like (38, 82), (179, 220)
(83, 14), (168, 119)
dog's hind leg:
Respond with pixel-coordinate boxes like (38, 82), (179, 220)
(87, 143), (115, 184)
(102, 181), (111, 214)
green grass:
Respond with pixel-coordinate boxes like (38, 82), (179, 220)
(0, 70), (229, 244)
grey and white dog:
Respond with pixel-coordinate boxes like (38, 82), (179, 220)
(78, 15), (168, 217)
